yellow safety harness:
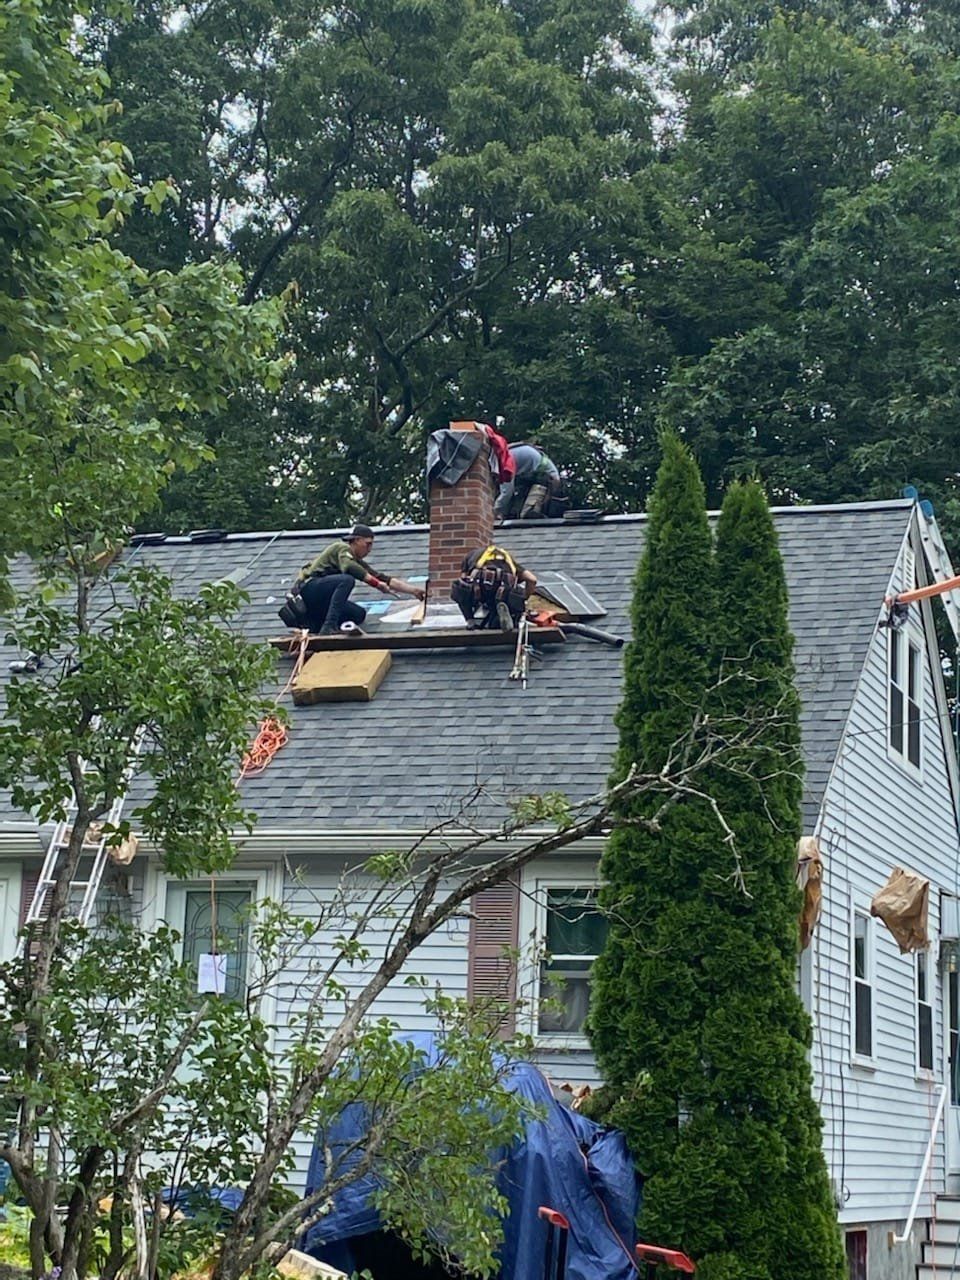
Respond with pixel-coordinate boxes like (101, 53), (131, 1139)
(476, 544), (518, 575)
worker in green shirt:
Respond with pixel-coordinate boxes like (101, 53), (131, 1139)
(279, 525), (424, 634)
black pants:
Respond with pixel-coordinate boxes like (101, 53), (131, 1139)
(300, 574), (367, 632)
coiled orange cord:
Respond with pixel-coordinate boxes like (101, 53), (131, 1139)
(238, 630), (310, 778)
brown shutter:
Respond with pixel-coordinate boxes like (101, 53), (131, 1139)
(18, 867), (41, 931)
(467, 880), (520, 1038)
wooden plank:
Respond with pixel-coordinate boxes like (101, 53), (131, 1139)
(271, 626), (566, 655)
(275, 1249), (348, 1280)
(292, 649), (392, 704)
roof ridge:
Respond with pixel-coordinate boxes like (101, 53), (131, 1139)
(141, 497), (915, 547)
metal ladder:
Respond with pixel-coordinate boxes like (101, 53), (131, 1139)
(22, 729), (144, 938)
(916, 502), (960, 645)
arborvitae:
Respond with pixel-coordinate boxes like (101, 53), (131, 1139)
(590, 430), (719, 1163)
(591, 470), (844, 1279)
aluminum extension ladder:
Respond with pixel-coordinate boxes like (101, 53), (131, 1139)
(916, 501), (960, 647)
(21, 728), (144, 942)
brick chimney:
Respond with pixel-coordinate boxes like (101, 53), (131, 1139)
(428, 421), (495, 593)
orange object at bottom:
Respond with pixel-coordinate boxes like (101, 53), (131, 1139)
(240, 716), (288, 778)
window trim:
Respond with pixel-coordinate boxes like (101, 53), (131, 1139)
(852, 908), (875, 1067)
(166, 878), (259, 1001)
(143, 861), (281, 1027)
(916, 947), (935, 1076)
(519, 869), (603, 1051)
(887, 623), (923, 778)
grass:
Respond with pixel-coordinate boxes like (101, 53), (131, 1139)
(0, 1206), (30, 1271)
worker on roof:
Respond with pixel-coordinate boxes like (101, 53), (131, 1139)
(494, 443), (562, 521)
(451, 544), (537, 633)
(278, 525), (424, 635)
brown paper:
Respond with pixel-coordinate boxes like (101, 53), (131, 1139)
(870, 866), (930, 954)
(109, 832), (139, 866)
(796, 836), (823, 950)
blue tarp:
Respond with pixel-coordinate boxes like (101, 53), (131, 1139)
(303, 1034), (640, 1280)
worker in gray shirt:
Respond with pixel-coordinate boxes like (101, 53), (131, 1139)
(494, 443), (562, 520)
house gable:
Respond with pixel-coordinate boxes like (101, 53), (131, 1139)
(810, 520), (960, 1224)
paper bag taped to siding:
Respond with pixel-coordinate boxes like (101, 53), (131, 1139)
(796, 836), (823, 950)
(870, 866), (929, 953)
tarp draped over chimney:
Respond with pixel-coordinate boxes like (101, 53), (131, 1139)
(427, 421), (495, 596)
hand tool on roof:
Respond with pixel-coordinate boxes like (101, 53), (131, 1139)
(527, 610), (625, 648)
(509, 613), (539, 688)
(410, 578), (429, 625)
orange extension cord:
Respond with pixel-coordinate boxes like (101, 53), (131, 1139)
(239, 630), (310, 778)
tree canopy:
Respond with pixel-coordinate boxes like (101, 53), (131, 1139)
(74, 0), (960, 544)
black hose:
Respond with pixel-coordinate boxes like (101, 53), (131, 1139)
(558, 622), (625, 648)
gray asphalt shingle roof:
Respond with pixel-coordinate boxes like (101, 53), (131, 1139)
(0, 500), (912, 834)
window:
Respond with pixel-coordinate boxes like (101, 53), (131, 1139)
(951, 969), (960, 1107)
(889, 627), (922, 770)
(167, 881), (257, 1001)
(538, 887), (607, 1037)
(853, 912), (873, 1060)
(917, 950), (934, 1072)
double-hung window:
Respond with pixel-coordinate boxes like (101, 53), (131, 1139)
(853, 911), (873, 1060)
(917, 949), (934, 1073)
(888, 626), (922, 771)
(537, 886), (607, 1038)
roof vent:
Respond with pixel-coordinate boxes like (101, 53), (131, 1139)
(188, 529), (228, 544)
(129, 532), (168, 547)
(562, 509), (603, 524)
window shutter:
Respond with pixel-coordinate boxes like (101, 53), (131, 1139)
(467, 880), (520, 1038)
(18, 867), (41, 931)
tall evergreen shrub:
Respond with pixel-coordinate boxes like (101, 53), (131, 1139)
(591, 463), (844, 1280)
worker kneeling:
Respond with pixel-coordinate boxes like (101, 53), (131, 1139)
(279, 524), (424, 634)
(451, 545), (537, 633)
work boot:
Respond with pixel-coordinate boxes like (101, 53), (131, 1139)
(496, 602), (515, 632)
(319, 622), (341, 636)
(520, 483), (549, 519)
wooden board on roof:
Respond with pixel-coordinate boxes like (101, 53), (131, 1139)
(292, 649), (392, 704)
(271, 627), (565, 655)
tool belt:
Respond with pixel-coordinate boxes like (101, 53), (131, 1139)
(451, 562), (525, 616)
(278, 583), (308, 628)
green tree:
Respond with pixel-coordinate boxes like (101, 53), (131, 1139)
(652, 7), (960, 543)
(87, 0), (655, 529)
(589, 431), (719, 1119)
(0, 0), (286, 585)
(591, 460), (843, 1279)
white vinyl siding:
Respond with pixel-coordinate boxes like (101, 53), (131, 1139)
(274, 861), (473, 1186)
(811, 537), (957, 1226)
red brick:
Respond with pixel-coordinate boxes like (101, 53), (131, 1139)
(428, 425), (495, 599)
